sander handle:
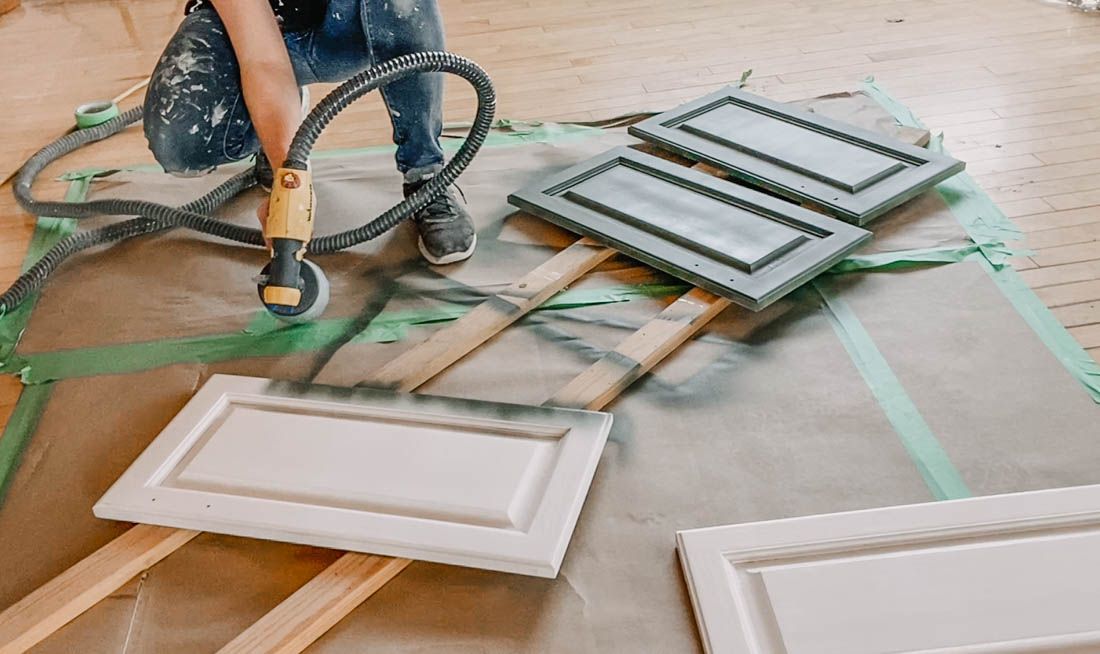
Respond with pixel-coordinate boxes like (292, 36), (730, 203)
(262, 166), (315, 307)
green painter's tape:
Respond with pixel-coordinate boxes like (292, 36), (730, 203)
(241, 281), (689, 341)
(980, 258), (1100, 402)
(814, 278), (972, 501)
(74, 101), (120, 129)
(860, 80), (1022, 252)
(862, 79), (1100, 404)
(831, 244), (975, 273)
(0, 180), (85, 366)
(8, 282), (689, 383)
(829, 243), (1030, 274)
(0, 383), (54, 508)
(13, 319), (355, 384)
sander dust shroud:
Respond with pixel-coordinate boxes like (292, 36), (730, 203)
(9, 52), (496, 323)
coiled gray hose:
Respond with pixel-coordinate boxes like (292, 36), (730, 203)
(7, 51), (496, 313)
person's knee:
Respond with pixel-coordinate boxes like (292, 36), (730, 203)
(144, 9), (236, 175)
(144, 111), (221, 176)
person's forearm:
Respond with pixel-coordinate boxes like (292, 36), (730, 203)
(209, 0), (301, 167)
(239, 61), (301, 167)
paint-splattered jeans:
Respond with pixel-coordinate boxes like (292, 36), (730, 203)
(144, 0), (446, 181)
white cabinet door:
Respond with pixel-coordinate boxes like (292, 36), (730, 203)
(678, 485), (1100, 653)
(94, 375), (613, 578)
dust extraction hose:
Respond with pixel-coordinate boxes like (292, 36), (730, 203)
(6, 51), (496, 313)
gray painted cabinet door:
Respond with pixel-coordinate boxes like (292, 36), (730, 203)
(507, 147), (870, 311)
(628, 87), (964, 224)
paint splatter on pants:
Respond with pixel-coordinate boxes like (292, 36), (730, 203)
(144, 0), (446, 180)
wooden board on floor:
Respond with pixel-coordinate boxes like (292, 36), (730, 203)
(0, 525), (198, 654)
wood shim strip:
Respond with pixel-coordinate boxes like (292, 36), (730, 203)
(111, 77), (151, 106)
(548, 287), (732, 411)
(218, 286), (732, 654)
(0, 525), (199, 654)
(370, 237), (613, 392)
(0, 237), (612, 654)
(217, 554), (410, 654)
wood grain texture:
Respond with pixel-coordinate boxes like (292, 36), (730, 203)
(0, 0), (18, 18)
(0, 525), (198, 654)
(369, 238), (613, 392)
(548, 287), (732, 411)
(216, 554), (411, 654)
(1074, 325), (1100, 349)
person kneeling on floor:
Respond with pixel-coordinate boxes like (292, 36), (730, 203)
(144, 0), (476, 265)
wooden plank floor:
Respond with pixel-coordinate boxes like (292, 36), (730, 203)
(0, 0), (1099, 432)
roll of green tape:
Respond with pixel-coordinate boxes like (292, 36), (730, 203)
(74, 100), (120, 129)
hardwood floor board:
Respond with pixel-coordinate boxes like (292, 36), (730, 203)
(1012, 207), (1100, 232)
(1052, 301), (1100, 329)
(1035, 280), (1100, 309)
(1032, 241), (1100, 268)
(1036, 144), (1100, 166)
(1046, 189), (1100, 212)
(951, 130), (1100, 162)
(1020, 260), (1100, 289)
(963, 155), (1046, 176)
(1073, 326), (1100, 349)
(904, 76), (1100, 116)
(973, 156), (1100, 190)
(1018, 222), (1100, 251)
(958, 119), (1100, 152)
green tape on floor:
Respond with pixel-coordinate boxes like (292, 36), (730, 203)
(0, 383), (54, 508)
(814, 278), (972, 501)
(861, 79), (1100, 404)
(979, 258), (1100, 402)
(8, 282), (690, 383)
(860, 79), (1022, 251)
(829, 243), (1024, 274)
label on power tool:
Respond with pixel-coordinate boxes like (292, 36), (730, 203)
(266, 168), (315, 245)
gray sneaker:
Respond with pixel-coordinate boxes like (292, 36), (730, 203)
(403, 180), (477, 265)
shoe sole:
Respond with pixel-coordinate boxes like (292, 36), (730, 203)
(418, 233), (477, 265)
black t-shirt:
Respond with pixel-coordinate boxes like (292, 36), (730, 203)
(185, 0), (329, 32)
